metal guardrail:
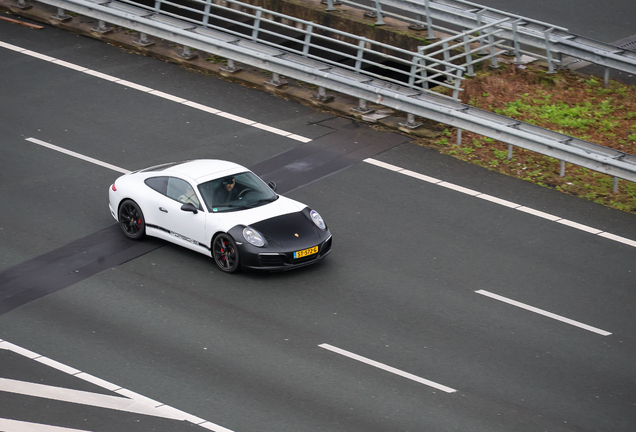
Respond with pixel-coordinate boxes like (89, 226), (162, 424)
(323, 0), (636, 76)
(11, 0), (636, 184)
(86, 0), (470, 98)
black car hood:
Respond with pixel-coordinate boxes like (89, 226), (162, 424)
(251, 209), (324, 249)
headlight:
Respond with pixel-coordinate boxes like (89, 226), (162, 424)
(310, 210), (326, 230)
(243, 227), (266, 247)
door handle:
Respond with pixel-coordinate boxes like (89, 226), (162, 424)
(159, 207), (168, 213)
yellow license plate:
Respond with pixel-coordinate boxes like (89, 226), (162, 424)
(294, 246), (318, 259)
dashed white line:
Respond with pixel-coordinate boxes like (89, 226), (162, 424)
(25, 138), (130, 174)
(0, 41), (310, 143)
(319, 343), (457, 393)
(364, 158), (636, 249)
(475, 290), (612, 336)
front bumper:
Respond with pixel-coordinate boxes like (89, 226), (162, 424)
(238, 234), (333, 271)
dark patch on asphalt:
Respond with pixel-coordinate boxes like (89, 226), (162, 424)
(0, 224), (162, 316)
(249, 117), (411, 194)
(0, 117), (409, 315)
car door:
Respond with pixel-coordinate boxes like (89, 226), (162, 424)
(154, 177), (209, 255)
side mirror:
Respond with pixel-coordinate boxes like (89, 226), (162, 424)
(181, 203), (198, 214)
(267, 181), (277, 192)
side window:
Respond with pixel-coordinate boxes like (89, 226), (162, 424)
(166, 177), (201, 209)
(145, 176), (168, 195)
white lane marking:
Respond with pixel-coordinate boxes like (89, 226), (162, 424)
(319, 343), (457, 393)
(475, 290), (612, 336)
(0, 418), (90, 432)
(25, 138), (130, 174)
(364, 158), (636, 249)
(0, 340), (235, 432)
(0, 377), (184, 420)
(1, 41), (311, 143)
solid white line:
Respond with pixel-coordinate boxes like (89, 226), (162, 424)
(363, 158), (636, 249)
(2, 42), (310, 142)
(25, 138), (131, 174)
(0, 418), (90, 432)
(475, 290), (612, 336)
(319, 343), (457, 393)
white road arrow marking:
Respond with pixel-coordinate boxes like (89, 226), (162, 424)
(0, 340), (234, 432)
(0, 418), (91, 432)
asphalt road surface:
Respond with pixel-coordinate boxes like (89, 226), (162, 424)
(2, 14), (636, 432)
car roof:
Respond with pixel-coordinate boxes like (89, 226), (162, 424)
(143, 159), (246, 181)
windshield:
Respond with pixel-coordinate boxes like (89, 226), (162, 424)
(198, 171), (278, 213)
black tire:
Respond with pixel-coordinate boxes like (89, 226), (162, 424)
(118, 199), (145, 240)
(212, 234), (240, 273)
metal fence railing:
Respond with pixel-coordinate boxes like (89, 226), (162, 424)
(320, 0), (636, 78)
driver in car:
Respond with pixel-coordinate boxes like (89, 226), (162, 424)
(213, 176), (238, 205)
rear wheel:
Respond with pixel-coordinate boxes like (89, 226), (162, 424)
(118, 200), (145, 240)
(212, 234), (240, 273)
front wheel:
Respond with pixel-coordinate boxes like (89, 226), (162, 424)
(212, 234), (240, 273)
(118, 199), (145, 240)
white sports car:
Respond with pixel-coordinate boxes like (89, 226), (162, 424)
(108, 159), (332, 272)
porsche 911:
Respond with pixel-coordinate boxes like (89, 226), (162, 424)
(108, 159), (332, 272)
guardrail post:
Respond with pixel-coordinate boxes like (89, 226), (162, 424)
(202, 0), (212, 26)
(52, 8), (71, 21)
(351, 99), (373, 114)
(399, 114), (422, 129)
(560, 160), (565, 177)
(508, 144), (513, 160)
(312, 86), (334, 103)
(365, 1), (385, 26)
(414, 48), (429, 90)
(604, 68), (610, 88)
(544, 29), (556, 74)
(252, 10), (262, 40)
(488, 28), (498, 68)
(613, 177), (618, 193)
(321, 0), (340, 12)
(303, 25), (313, 57)
(452, 70), (463, 100)
(266, 72), (288, 87)
(476, 10), (487, 55)
(456, 128), (462, 145)
(463, 35), (475, 76)
(512, 21), (522, 64)
(355, 40), (365, 73)
(12, 0), (32, 10)
(220, 59), (242, 73)
(134, 33), (154, 47)
(153, 0), (161, 13)
(178, 46), (197, 60)
(92, 20), (113, 34)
